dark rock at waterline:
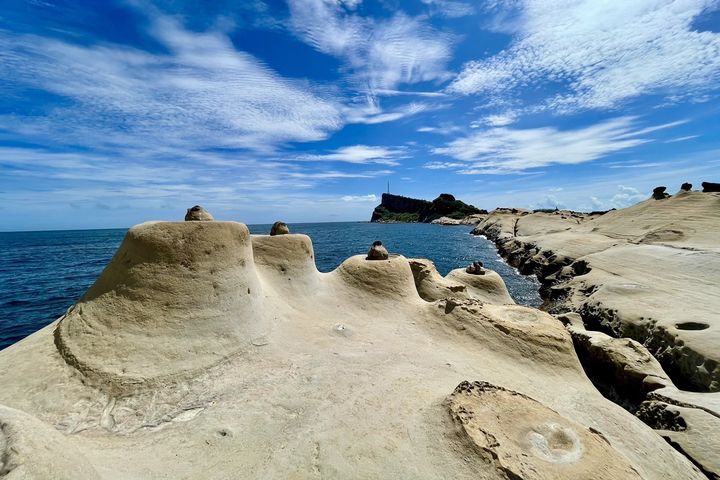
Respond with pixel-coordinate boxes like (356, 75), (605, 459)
(652, 186), (670, 200)
(185, 205), (214, 221)
(702, 182), (720, 193)
(366, 240), (389, 260)
(270, 221), (289, 236)
(680, 183), (692, 192)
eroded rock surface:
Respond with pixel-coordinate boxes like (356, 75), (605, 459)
(0, 221), (708, 479)
(184, 205), (214, 221)
(473, 192), (720, 392)
(447, 381), (643, 480)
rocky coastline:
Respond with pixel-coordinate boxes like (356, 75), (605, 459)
(0, 204), (713, 479)
(370, 192), (486, 223)
(471, 188), (720, 477)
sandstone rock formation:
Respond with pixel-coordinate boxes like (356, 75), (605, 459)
(430, 216), (461, 225)
(473, 192), (720, 393)
(270, 221), (289, 235)
(447, 381), (643, 480)
(0, 221), (709, 479)
(184, 205), (214, 221)
(366, 240), (389, 260)
(408, 258), (513, 304)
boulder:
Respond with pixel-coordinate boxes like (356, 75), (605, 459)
(270, 221), (289, 236)
(465, 261), (485, 275)
(680, 182), (692, 192)
(184, 205), (214, 221)
(702, 181), (720, 193)
(652, 186), (669, 200)
(366, 240), (389, 260)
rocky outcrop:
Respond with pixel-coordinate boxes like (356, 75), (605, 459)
(447, 381), (644, 480)
(430, 216), (461, 225)
(366, 240), (389, 260)
(473, 193), (720, 393)
(270, 221), (289, 235)
(652, 186), (670, 200)
(371, 193), (485, 223)
(184, 205), (214, 221)
(408, 258), (513, 304)
(0, 219), (708, 479)
(681, 182), (692, 192)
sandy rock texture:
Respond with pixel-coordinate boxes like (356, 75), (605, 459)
(473, 192), (720, 392)
(474, 193), (720, 477)
(0, 221), (709, 479)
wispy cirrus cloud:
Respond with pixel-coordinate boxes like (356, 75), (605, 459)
(0, 13), (342, 154)
(433, 116), (684, 173)
(288, 0), (454, 93)
(449, 0), (720, 112)
(295, 145), (407, 165)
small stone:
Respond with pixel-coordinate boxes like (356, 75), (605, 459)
(465, 261), (485, 275)
(184, 205), (214, 221)
(270, 221), (290, 236)
(680, 182), (692, 192)
(366, 240), (389, 260)
(652, 186), (669, 200)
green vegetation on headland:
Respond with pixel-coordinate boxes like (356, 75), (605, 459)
(370, 193), (486, 223)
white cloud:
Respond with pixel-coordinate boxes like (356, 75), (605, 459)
(433, 116), (682, 172)
(472, 112), (518, 127)
(288, 0), (454, 93)
(0, 13), (342, 153)
(420, 0), (475, 18)
(345, 99), (431, 125)
(296, 145), (407, 165)
(341, 194), (379, 202)
(589, 185), (648, 210)
(449, 0), (720, 112)
(664, 135), (700, 143)
(417, 123), (463, 135)
(423, 161), (465, 169)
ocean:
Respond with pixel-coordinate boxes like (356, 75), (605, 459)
(0, 222), (540, 350)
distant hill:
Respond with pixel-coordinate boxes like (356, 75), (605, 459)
(370, 193), (486, 223)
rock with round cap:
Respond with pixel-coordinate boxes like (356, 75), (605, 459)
(366, 240), (389, 260)
(184, 205), (214, 221)
(270, 221), (290, 236)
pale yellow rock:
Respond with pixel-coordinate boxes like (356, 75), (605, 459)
(0, 221), (707, 479)
(474, 192), (720, 392)
(447, 381), (643, 480)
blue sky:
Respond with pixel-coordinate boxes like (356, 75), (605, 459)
(1, 0), (719, 230)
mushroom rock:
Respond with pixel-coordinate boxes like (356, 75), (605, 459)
(270, 221), (289, 236)
(408, 258), (469, 302)
(366, 240), (389, 260)
(447, 381), (643, 480)
(465, 261), (485, 275)
(702, 181), (720, 193)
(184, 205), (214, 221)
(680, 182), (692, 192)
(53, 221), (263, 392)
(446, 268), (515, 304)
(652, 186), (670, 200)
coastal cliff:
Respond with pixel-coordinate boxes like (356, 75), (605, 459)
(370, 193), (486, 223)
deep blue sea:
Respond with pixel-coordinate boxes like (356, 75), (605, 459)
(0, 222), (540, 350)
